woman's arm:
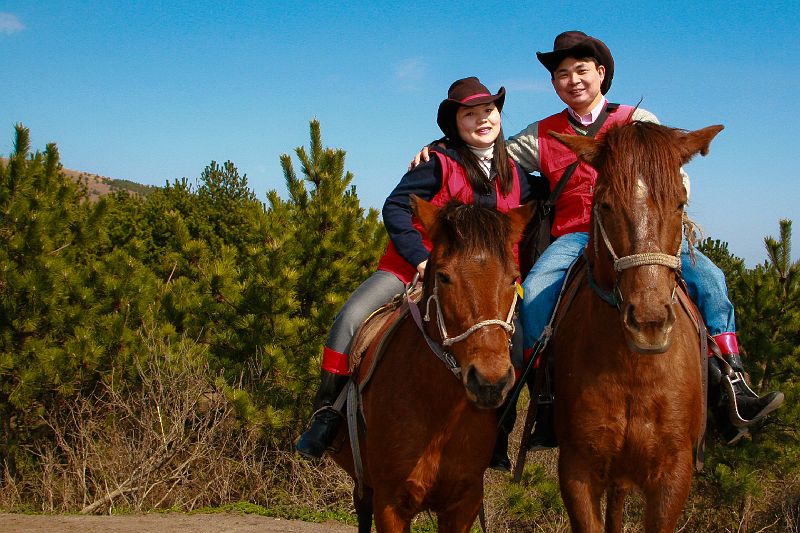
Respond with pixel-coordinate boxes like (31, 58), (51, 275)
(382, 157), (443, 269)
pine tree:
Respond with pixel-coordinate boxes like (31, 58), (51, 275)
(0, 125), (107, 469)
(263, 120), (386, 433)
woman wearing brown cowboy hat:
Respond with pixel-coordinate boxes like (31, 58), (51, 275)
(296, 77), (548, 467)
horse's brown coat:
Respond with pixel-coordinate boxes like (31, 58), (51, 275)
(549, 122), (723, 533)
(330, 198), (533, 533)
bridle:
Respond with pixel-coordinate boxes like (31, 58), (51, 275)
(588, 204), (682, 308)
(406, 274), (517, 379)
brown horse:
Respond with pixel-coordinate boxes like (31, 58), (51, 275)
(548, 122), (724, 532)
(330, 197), (532, 533)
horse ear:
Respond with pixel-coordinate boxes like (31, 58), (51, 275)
(506, 202), (535, 243)
(548, 130), (602, 167)
(680, 125), (724, 163)
(410, 194), (439, 232)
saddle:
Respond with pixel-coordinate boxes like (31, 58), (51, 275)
(349, 284), (423, 388)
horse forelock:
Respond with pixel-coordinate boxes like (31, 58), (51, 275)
(596, 122), (687, 215)
(433, 201), (512, 265)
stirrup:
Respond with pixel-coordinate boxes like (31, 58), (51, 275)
(722, 373), (762, 427)
(311, 404), (343, 420)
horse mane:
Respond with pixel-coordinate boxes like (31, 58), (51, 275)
(597, 121), (687, 215)
(433, 201), (513, 264)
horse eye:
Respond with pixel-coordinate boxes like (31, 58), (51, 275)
(437, 272), (452, 284)
(599, 201), (612, 211)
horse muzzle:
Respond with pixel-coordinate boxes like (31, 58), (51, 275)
(463, 363), (514, 409)
(621, 290), (677, 354)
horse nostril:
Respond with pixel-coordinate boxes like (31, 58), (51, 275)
(497, 367), (514, 393)
(466, 365), (481, 391)
(664, 302), (676, 327)
(624, 304), (640, 332)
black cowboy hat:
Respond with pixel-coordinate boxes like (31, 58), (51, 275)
(437, 77), (505, 138)
(536, 31), (614, 95)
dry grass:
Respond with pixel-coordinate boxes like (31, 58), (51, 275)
(0, 334), (795, 532)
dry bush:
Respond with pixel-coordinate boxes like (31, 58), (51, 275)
(2, 329), (795, 531)
(0, 330), (357, 517)
(34, 335), (261, 514)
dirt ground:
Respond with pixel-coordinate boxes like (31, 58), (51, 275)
(0, 513), (358, 532)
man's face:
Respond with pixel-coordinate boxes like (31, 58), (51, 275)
(551, 56), (605, 113)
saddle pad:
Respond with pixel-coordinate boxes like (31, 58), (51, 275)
(349, 285), (423, 383)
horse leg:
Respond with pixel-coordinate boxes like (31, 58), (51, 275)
(559, 451), (605, 533)
(642, 450), (694, 533)
(604, 483), (629, 533)
(436, 492), (483, 533)
(372, 491), (413, 533)
(354, 485), (373, 533)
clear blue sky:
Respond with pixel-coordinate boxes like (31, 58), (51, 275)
(2, 1), (798, 266)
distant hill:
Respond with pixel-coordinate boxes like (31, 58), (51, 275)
(60, 167), (155, 200)
(1, 157), (155, 200)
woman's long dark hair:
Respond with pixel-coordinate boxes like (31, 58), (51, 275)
(444, 119), (513, 197)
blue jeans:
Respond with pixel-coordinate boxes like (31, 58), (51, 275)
(521, 232), (735, 349)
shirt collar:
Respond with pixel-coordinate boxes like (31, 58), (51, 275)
(567, 97), (607, 127)
(467, 144), (494, 160)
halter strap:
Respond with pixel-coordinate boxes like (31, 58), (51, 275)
(404, 274), (518, 379)
(590, 205), (683, 307)
(594, 206), (682, 272)
(424, 279), (517, 346)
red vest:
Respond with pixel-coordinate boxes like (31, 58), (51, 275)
(377, 152), (523, 284)
(538, 105), (634, 236)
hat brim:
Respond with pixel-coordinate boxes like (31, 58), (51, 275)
(536, 40), (614, 95)
(436, 87), (506, 137)
(536, 44), (598, 74)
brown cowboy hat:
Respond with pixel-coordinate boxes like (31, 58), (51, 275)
(536, 31), (614, 95)
(437, 77), (505, 138)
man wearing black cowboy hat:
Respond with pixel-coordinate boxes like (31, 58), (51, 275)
(508, 31), (784, 449)
(413, 31), (783, 452)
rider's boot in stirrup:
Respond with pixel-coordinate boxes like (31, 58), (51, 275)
(296, 369), (349, 459)
(709, 333), (784, 445)
(490, 393), (517, 471)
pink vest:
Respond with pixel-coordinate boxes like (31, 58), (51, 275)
(377, 152), (523, 284)
(538, 105), (634, 236)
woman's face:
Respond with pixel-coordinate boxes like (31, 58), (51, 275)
(456, 103), (501, 148)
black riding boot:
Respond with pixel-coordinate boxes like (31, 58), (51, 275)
(527, 364), (557, 451)
(708, 355), (784, 445)
(296, 370), (350, 459)
(527, 400), (557, 451)
(490, 394), (517, 472)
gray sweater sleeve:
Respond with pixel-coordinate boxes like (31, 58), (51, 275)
(506, 122), (542, 174)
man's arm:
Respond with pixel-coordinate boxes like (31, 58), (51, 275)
(506, 122), (542, 174)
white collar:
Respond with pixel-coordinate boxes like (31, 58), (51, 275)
(568, 97), (607, 126)
(467, 144), (494, 160)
